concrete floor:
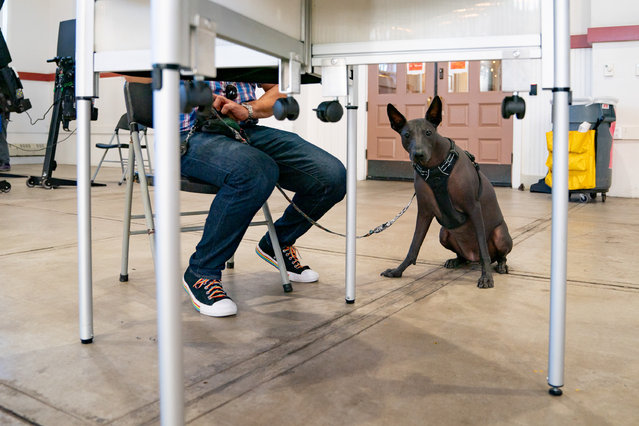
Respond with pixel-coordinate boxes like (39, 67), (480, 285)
(1, 164), (638, 425)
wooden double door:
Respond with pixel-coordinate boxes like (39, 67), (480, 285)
(367, 61), (513, 184)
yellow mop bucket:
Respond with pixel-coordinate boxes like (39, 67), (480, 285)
(545, 130), (596, 190)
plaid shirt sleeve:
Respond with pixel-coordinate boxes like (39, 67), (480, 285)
(179, 81), (257, 132)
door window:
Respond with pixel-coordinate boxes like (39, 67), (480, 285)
(406, 62), (428, 94)
(448, 61), (469, 93)
(480, 60), (501, 92)
(378, 64), (397, 94)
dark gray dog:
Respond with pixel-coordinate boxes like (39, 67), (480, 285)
(381, 96), (512, 288)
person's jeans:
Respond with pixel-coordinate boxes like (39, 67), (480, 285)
(180, 125), (346, 279)
(0, 113), (11, 165)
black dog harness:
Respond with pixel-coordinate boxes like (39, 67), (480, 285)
(413, 139), (481, 230)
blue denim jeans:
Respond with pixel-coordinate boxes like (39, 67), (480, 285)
(0, 113), (10, 165)
(180, 125), (346, 279)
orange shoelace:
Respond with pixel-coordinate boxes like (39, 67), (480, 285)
(283, 246), (303, 269)
(193, 278), (227, 300)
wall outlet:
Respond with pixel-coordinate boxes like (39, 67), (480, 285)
(613, 125), (622, 139)
(604, 64), (614, 77)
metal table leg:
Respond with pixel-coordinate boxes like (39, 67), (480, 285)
(75, 0), (94, 344)
(151, 0), (185, 423)
(345, 65), (358, 304)
(548, 0), (570, 397)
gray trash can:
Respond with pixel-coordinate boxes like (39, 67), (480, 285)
(568, 101), (616, 201)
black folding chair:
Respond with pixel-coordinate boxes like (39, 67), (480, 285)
(92, 113), (152, 184)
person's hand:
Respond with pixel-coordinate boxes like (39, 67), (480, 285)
(212, 94), (249, 122)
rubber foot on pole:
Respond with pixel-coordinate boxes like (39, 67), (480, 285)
(119, 274), (129, 282)
(81, 338), (94, 344)
(345, 298), (355, 304)
(548, 386), (563, 396)
(283, 283), (293, 293)
(227, 261), (235, 269)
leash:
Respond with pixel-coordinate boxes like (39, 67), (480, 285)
(276, 185), (416, 239)
(189, 108), (415, 238)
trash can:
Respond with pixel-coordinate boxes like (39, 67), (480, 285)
(545, 128), (596, 189)
(568, 100), (616, 200)
(537, 99), (616, 202)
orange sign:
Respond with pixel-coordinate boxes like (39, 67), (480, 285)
(408, 62), (423, 72)
(450, 61), (467, 70)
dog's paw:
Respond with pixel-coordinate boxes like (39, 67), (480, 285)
(381, 268), (403, 278)
(477, 274), (494, 288)
(444, 257), (467, 269)
(495, 261), (509, 274)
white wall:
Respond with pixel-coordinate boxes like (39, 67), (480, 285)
(587, 0), (639, 198)
(512, 59), (553, 188)
(570, 0), (591, 34)
(577, 0), (639, 198)
(591, 40), (639, 198)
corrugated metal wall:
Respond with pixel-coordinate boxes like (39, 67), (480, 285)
(571, 48), (593, 100)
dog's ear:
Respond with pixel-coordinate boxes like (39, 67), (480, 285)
(426, 96), (442, 127)
(387, 104), (406, 132)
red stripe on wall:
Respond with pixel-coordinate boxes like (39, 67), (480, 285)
(571, 34), (591, 49)
(588, 25), (639, 43)
(17, 72), (124, 82)
(17, 72), (55, 82)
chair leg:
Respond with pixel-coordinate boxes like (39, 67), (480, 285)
(262, 202), (292, 292)
(226, 254), (235, 269)
(116, 132), (126, 176)
(91, 148), (110, 182)
(132, 129), (156, 268)
(93, 129), (121, 182)
(142, 131), (153, 175)
(120, 143), (136, 282)
(119, 136), (133, 185)
(116, 145), (126, 186)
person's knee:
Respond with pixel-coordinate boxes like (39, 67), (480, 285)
(228, 155), (278, 198)
(323, 158), (347, 203)
(257, 158), (279, 193)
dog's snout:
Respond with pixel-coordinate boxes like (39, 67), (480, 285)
(413, 150), (425, 161)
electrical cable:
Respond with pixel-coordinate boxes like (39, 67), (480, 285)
(23, 101), (56, 125)
(7, 128), (76, 152)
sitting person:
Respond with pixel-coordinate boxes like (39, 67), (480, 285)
(179, 81), (346, 317)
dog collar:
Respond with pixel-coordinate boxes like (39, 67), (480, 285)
(412, 138), (458, 182)
(412, 138), (483, 230)
(413, 138), (469, 229)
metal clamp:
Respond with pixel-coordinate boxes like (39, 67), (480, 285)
(279, 52), (302, 95)
(189, 14), (217, 79)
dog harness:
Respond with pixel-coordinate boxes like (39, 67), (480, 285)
(413, 139), (481, 230)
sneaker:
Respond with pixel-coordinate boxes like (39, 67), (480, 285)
(256, 239), (319, 283)
(182, 269), (237, 317)
(0, 163), (10, 172)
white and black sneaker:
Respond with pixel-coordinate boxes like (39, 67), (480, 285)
(256, 239), (319, 283)
(182, 269), (237, 317)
